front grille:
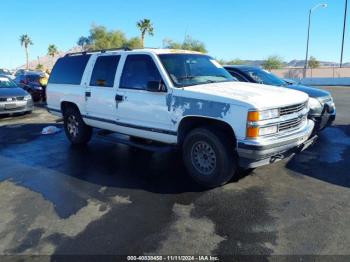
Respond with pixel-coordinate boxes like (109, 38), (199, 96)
(0, 97), (25, 102)
(279, 116), (306, 132)
(280, 102), (307, 116)
(0, 106), (26, 112)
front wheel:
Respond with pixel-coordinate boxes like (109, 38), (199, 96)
(182, 128), (238, 188)
(63, 107), (92, 146)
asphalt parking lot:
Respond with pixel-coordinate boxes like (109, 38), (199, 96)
(0, 87), (349, 259)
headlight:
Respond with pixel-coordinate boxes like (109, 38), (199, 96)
(248, 109), (279, 121)
(24, 94), (32, 101)
(247, 125), (278, 138)
(259, 125), (278, 136)
(33, 86), (43, 90)
(308, 97), (322, 110)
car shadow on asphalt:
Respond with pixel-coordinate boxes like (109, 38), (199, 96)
(0, 123), (277, 257)
(286, 124), (350, 188)
(0, 122), (253, 194)
(0, 123), (206, 193)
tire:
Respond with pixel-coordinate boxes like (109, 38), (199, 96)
(182, 127), (238, 188)
(63, 106), (92, 146)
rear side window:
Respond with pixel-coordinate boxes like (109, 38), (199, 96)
(120, 55), (162, 90)
(49, 55), (91, 85)
(90, 55), (120, 87)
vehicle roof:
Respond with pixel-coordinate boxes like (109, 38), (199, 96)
(144, 48), (203, 55)
(66, 48), (204, 57)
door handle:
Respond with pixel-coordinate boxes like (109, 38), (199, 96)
(85, 91), (91, 98)
(115, 94), (124, 102)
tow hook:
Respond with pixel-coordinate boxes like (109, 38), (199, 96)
(270, 153), (284, 163)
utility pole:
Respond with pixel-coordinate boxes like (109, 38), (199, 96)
(304, 9), (312, 78)
(303, 4), (328, 78)
(340, 0), (348, 67)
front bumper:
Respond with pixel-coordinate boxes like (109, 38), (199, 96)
(311, 107), (336, 133)
(237, 120), (315, 168)
(0, 100), (34, 115)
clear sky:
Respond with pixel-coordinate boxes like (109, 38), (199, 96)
(0, 0), (348, 69)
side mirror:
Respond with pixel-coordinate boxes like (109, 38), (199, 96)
(146, 80), (166, 92)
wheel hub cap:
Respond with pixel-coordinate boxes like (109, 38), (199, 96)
(191, 141), (217, 175)
(67, 115), (79, 137)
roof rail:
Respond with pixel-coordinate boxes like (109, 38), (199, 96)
(65, 47), (132, 57)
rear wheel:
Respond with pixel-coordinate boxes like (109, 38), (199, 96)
(63, 106), (92, 145)
(182, 127), (238, 188)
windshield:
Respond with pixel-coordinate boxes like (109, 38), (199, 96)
(159, 54), (234, 87)
(243, 68), (286, 86)
(0, 78), (17, 88)
(0, 69), (11, 75)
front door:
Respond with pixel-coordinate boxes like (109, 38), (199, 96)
(114, 54), (173, 139)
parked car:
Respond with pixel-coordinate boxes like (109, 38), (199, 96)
(0, 68), (15, 80)
(0, 76), (33, 115)
(15, 71), (48, 102)
(224, 65), (336, 132)
(47, 48), (315, 188)
(15, 69), (28, 76)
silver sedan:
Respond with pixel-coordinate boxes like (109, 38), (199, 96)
(0, 76), (33, 115)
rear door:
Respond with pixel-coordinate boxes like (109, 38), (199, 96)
(85, 55), (121, 122)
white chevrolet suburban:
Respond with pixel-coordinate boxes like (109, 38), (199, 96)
(47, 48), (315, 187)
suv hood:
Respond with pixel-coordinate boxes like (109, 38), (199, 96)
(285, 84), (330, 98)
(0, 87), (28, 98)
(182, 81), (309, 109)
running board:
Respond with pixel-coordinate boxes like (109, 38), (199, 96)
(96, 130), (176, 153)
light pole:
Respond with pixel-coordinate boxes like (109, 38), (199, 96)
(340, 0), (348, 67)
(304, 3), (328, 78)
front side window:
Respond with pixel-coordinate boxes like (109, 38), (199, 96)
(90, 55), (120, 87)
(159, 54), (234, 87)
(120, 55), (162, 90)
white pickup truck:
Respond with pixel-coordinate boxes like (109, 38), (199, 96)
(47, 48), (315, 187)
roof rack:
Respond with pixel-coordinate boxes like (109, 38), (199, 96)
(65, 47), (133, 57)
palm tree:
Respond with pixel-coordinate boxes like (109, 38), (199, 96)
(47, 44), (58, 68)
(136, 19), (154, 48)
(20, 34), (33, 69)
(77, 36), (91, 51)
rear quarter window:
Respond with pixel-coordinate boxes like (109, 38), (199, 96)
(49, 55), (91, 85)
